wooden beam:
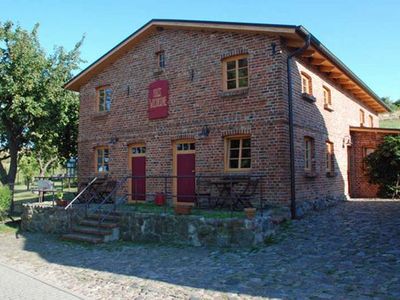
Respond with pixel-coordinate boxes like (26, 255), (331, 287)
(301, 49), (316, 57)
(310, 58), (326, 65)
(319, 65), (335, 72)
(329, 72), (343, 79)
(337, 78), (351, 84)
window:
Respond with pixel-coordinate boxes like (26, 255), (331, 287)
(96, 147), (109, 174)
(157, 51), (165, 68)
(326, 142), (334, 174)
(225, 136), (251, 171)
(176, 142), (195, 151)
(223, 55), (249, 90)
(98, 87), (112, 112)
(360, 109), (365, 127)
(369, 115), (374, 128)
(301, 72), (312, 95)
(132, 146), (146, 155)
(323, 86), (332, 109)
(304, 137), (314, 172)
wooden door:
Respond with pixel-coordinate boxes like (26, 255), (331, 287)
(130, 145), (146, 201)
(174, 141), (196, 203)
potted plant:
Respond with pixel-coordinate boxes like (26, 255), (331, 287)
(244, 207), (256, 219)
(55, 192), (68, 207)
(174, 204), (192, 215)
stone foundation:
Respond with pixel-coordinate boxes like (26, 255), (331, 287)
(21, 203), (276, 248)
(21, 203), (84, 234)
(295, 195), (346, 218)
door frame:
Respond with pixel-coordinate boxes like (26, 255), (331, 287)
(172, 139), (196, 206)
(128, 143), (146, 202)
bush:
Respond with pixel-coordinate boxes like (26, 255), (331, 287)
(365, 135), (400, 197)
(0, 186), (11, 221)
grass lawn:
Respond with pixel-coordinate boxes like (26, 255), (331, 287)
(0, 220), (19, 234)
(380, 119), (400, 129)
(13, 182), (77, 213)
(120, 202), (246, 219)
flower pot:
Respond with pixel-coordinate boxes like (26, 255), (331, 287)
(56, 199), (68, 207)
(174, 205), (192, 215)
(244, 208), (256, 219)
(155, 193), (166, 206)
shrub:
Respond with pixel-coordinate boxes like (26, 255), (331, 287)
(365, 135), (400, 197)
(0, 186), (11, 221)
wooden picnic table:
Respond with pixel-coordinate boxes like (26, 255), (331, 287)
(209, 177), (259, 210)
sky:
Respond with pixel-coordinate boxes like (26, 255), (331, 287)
(1, 0), (399, 100)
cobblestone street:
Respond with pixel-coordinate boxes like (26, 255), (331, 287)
(0, 199), (399, 299)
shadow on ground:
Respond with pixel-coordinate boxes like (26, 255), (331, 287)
(6, 200), (399, 298)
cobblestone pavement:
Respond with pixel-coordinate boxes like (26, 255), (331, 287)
(0, 199), (399, 299)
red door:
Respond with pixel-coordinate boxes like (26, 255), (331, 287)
(132, 156), (146, 201)
(177, 153), (196, 202)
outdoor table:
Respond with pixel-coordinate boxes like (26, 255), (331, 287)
(210, 177), (257, 209)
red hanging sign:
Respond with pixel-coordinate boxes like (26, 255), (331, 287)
(148, 80), (169, 119)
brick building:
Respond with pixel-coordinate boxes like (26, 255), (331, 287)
(65, 20), (397, 217)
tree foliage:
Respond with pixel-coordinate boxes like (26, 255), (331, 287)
(365, 135), (400, 197)
(0, 185), (11, 221)
(18, 154), (39, 190)
(0, 21), (83, 195)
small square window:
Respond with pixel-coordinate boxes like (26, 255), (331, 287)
(98, 87), (112, 112)
(225, 136), (251, 171)
(301, 72), (312, 95)
(158, 51), (165, 68)
(223, 55), (249, 91)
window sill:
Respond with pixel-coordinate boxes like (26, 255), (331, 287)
(302, 93), (316, 103)
(326, 171), (337, 178)
(92, 111), (110, 120)
(224, 168), (252, 174)
(304, 171), (317, 178)
(324, 104), (334, 112)
(219, 88), (249, 98)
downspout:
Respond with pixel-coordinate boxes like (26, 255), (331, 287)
(286, 32), (311, 219)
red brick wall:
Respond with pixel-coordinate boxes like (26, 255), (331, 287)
(76, 26), (382, 206)
(349, 130), (399, 198)
(78, 28), (289, 203)
(282, 56), (379, 204)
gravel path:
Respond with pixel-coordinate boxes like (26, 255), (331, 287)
(0, 199), (399, 299)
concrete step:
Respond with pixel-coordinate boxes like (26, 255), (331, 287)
(72, 225), (113, 236)
(61, 233), (104, 244)
(86, 213), (121, 222)
(79, 219), (119, 229)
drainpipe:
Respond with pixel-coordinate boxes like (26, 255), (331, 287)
(286, 32), (311, 219)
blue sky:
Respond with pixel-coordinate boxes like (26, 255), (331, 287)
(2, 0), (399, 100)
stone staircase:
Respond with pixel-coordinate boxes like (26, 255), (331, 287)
(61, 212), (121, 244)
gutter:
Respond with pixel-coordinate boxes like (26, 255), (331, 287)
(286, 31), (311, 219)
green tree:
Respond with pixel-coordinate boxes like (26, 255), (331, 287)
(0, 21), (83, 210)
(19, 154), (39, 190)
(365, 135), (400, 197)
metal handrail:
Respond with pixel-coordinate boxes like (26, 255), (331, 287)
(65, 177), (98, 210)
(89, 176), (130, 223)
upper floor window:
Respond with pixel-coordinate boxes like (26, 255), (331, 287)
(360, 109), (365, 127)
(304, 137), (315, 172)
(98, 87), (112, 112)
(369, 115), (374, 127)
(96, 147), (109, 174)
(225, 136), (251, 171)
(326, 141), (334, 174)
(323, 86), (332, 110)
(301, 72), (312, 95)
(223, 55), (249, 91)
(157, 51), (165, 68)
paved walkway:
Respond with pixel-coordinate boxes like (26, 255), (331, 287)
(0, 199), (399, 299)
